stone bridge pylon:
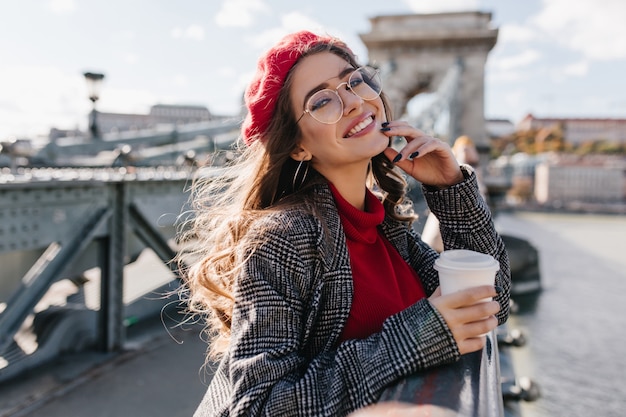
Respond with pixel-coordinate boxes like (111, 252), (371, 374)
(360, 11), (498, 148)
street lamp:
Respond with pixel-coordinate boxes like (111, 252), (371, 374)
(83, 71), (105, 139)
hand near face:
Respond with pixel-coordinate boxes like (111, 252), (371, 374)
(381, 122), (464, 188)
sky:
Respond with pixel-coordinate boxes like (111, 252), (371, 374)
(1, 0), (626, 140)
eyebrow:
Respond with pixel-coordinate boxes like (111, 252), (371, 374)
(302, 66), (356, 107)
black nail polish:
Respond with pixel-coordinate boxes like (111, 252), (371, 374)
(392, 154), (402, 163)
(380, 127), (391, 132)
(494, 285), (503, 294)
(409, 151), (420, 159)
(381, 122), (389, 128)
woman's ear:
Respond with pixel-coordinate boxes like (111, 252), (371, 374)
(290, 145), (312, 161)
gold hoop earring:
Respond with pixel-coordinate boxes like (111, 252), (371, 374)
(293, 159), (310, 190)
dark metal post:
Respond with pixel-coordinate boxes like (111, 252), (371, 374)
(83, 72), (105, 140)
(99, 181), (127, 351)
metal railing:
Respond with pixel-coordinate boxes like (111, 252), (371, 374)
(0, 167), (195, 381)
(380, 332), (504, 416)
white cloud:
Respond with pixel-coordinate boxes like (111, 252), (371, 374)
(404, 0), (480, 13)
(47, 0), (75, 14)
(485, 88), (531, 122)
(491, 49), (541, 71)
(111, 30), (136, 42)
(215, 0), (269, 28)
(173, 75), (189, 87)
(170, 25), (205, 41)
(185, 25), (205, 41)
(217, 67), (236, 78)
(502, 90), (526, 109)
(124, 53), (138, 65)
(561, 60), (589, 77)
(170, 28), (183, 38)
(486, 68), (528, 84)
(245, 27), (289, 50)
(498, 23), (537, 44)
(98, 87), (156, 115)
(0, 65), (86, 138)
(244, 12), (328, 50)
(280, 11), (327, 34)
(531, 0), (626, 60)
(244, 11), (359, 57)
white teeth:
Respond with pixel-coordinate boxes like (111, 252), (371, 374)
(347, 116), (373, 137)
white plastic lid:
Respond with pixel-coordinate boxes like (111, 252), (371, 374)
(434, 249), (499, 271)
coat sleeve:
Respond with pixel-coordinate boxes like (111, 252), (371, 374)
(217, 216), (460, 417)
(419, 165), (512, 324)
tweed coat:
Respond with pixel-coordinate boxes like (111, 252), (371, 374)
(194, 167), (511, 417)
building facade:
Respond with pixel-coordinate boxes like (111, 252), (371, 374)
(534, 162), (625, 204)
(488, 153), (626, 208)
(93, 104), (213, 135)
(517, 114), (626, 145)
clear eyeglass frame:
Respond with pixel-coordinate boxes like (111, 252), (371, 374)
(296, 66), (382, 125)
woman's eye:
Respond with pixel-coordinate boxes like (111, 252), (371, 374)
(310, 96), (332, 111)
(349, 76), (364, 88)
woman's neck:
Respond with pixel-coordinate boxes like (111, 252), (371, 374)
(331, 181), (367, 211)
(321, 164), (369, 211)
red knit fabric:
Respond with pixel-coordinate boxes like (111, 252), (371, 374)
(329, 184), (427, 341)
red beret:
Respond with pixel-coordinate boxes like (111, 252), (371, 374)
(241, 31), (334, 146)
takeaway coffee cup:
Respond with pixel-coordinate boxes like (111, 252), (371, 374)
(434, 249), (499, 303)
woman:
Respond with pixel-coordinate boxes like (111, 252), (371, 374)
(182, 30), (511, 417)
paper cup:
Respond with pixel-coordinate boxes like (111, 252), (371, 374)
(434, 249), (499, 303)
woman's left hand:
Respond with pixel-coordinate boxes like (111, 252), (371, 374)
(381, 121), (464, 188)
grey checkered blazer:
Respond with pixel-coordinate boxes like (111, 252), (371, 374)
(194, 167), (511, 417)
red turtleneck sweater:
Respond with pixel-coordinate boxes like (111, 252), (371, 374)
(329, 184), (427, 341)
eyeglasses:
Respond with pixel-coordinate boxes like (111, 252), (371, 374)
(296, 66), (382, 125)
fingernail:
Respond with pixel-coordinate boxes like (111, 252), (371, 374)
(409, 151), (420, 159)
(380, 127), (391, 132)
(494, 285), (503, 294)
(392, 154), (402, 163)
(381, 122), (389, 128)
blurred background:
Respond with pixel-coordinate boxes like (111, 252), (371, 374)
(0, 1), (625, 417)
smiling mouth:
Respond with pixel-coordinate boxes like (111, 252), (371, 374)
(345, 116), (374, 138)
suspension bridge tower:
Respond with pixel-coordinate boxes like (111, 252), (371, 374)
(360, 11), (498, 150)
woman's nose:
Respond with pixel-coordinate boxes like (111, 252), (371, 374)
(340, 87), (363, 116)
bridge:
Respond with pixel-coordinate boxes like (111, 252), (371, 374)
(0, 11), (538, 417)
(0, 167), (194, 378)
(29, 118), (241, 167)
(362, 11), (497, 150)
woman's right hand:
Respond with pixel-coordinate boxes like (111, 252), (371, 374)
(381, 122), (464, 188)
(428, 286), (500, 355)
